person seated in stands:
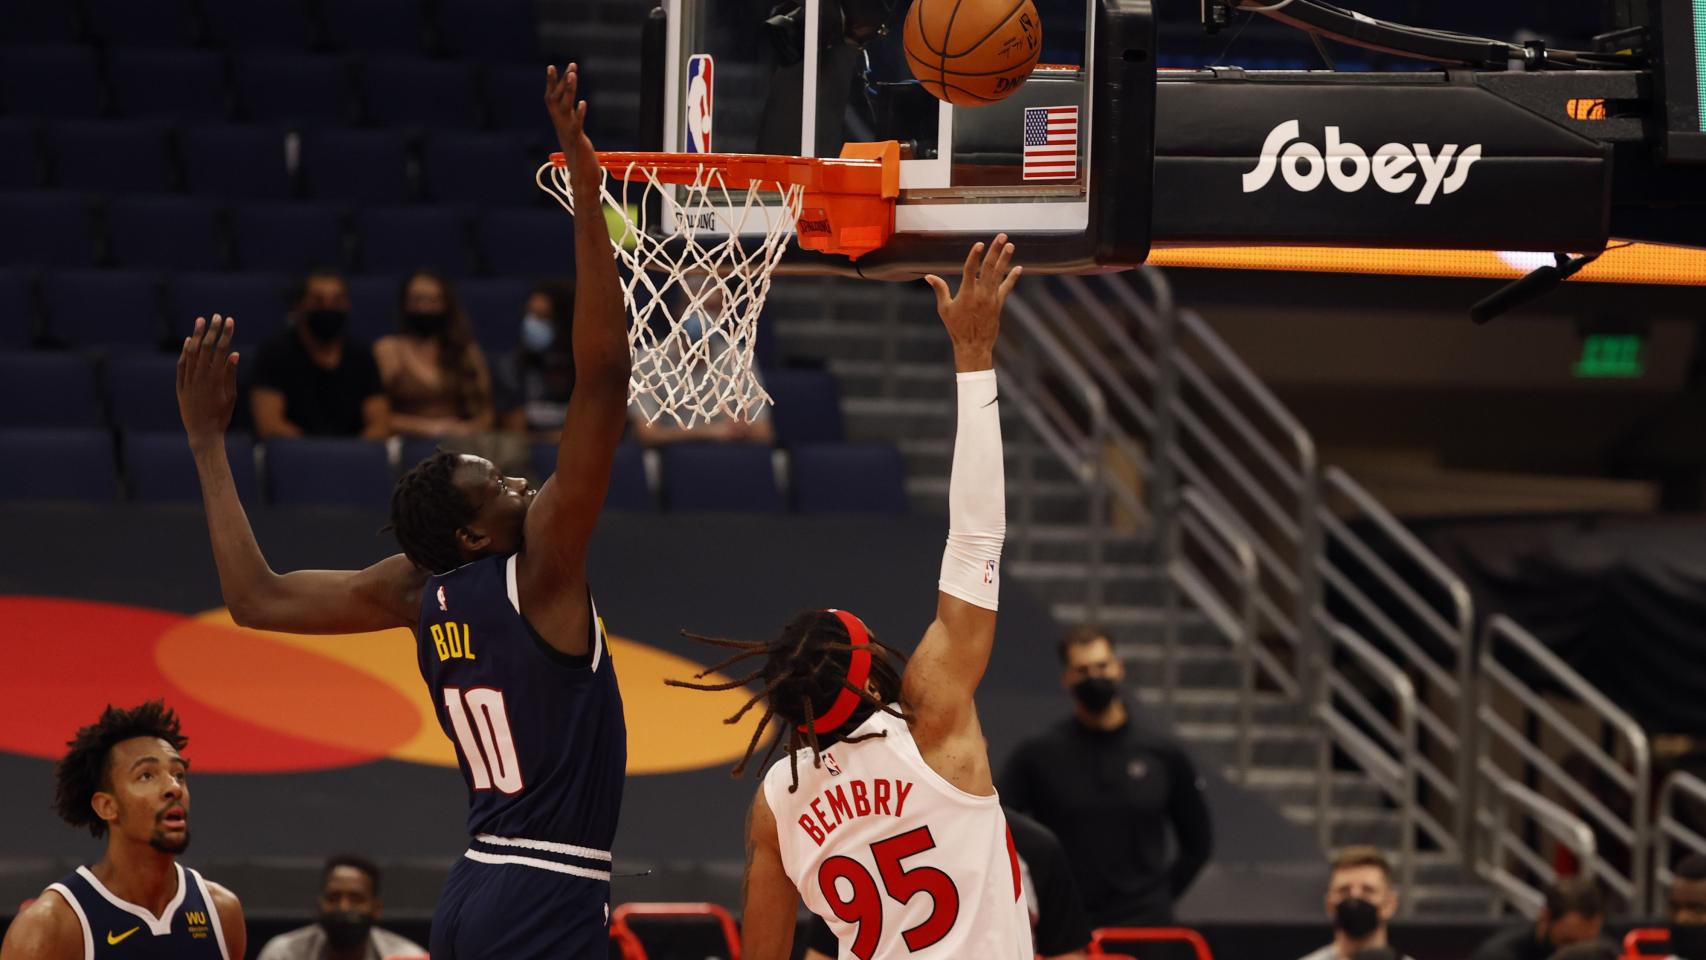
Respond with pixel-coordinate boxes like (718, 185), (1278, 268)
(250, 269), (390, 440)
(255, 855), (423, 960)
(1468, 876), (1605, 960)
(495, 281), (577, 444)
(628, 284), (774, 446)
(373, 270), (495, 440)
(1665, 853), (1706, 960)
(1297, 846), (1413, 960)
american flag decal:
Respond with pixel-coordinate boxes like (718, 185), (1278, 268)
(1022, 105), (1078, 181)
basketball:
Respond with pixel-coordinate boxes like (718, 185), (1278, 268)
(903, 0), (1043, 106)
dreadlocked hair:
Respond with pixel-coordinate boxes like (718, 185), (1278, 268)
(388, 450), (476, 574)
(667, 610), (910, 792)
(55, 701), (188, 838)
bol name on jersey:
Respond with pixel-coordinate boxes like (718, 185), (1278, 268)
(48, 863), (230, 959)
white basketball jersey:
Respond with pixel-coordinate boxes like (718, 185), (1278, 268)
(763, 708), (1031, 960)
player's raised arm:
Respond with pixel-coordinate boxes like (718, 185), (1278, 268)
(514, 64), (630, 650)
(902, 236), (1018, 754)
(740, 789), (799, 960)
(178, 315), (422, 634)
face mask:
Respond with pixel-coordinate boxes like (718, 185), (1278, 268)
(1070, 676), (1119, 713)
(1671, 925), (1706, 959)
(318, 910), (373, 950)
(303, 309), (347, 343)
(1334, 897), (1381, 939)
(521, 313), (555, 353)
(403, 311), (449, 337)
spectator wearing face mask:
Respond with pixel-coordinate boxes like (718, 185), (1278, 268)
(373, 270), (495, 439)
(1468, 876), (1605, 960)
(1665, 854), (1706, 960)
(1298, 846), (1412, 960)
(255, 855), (423, 960)
(250, 269), (390, 439)
(495, 281), (577, 443)
(998, 625), (1214, 927)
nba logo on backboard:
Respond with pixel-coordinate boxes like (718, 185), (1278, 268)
(686, 54), (713, 154)
(824, 752), (841, 776)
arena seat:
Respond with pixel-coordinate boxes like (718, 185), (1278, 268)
(436, 0), (541, 62)
(200, 0), (318, 52)
(659, 443), (781, 513)
(764, 368), (845, 447)
(529, 441), (655, 512)
(0, 0), (81, 44)
(0, 120), (45, 190)
(422, 131), (538, 207)
(358, 206), (475, 277)
(234, 53), (356, 125)
(455, 277), (529, 354)
(85, 0), (197, 48)
(323, 0), (432, 56)
(104, 354), (184, 431)
(609, 903), (741, 960)
(50, 121), (175, 193)
(790, 443), (908, 515)
(106, 196), (226, 271)
(265, 437), (393, 505)
(181, 125), (293, 200)
(0, 45), (103, 118)
(0, 429), (117, 500)
(41, 269), (164, 349)
(301, 127), (413, 204)
(476, 208), (574, 278)
(344, 273), (399, 344)
(110, 51), (231, 122)
(0, 192), (97, 268)
(167, 272), (289, 345)
(126, 431), (258, 504)
(361, 58), (484, 131)
(1623, 927), (1670, 957)
(232, 202), (347, 272)
(0, 354), (102, 427)
(1089, 927), (1215, 960)
(0, 269), (34, 348)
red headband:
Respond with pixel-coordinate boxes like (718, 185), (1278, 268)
(800, 609), (873, 735)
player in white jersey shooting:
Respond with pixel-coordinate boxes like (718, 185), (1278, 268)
(669, 235), (1024, 960)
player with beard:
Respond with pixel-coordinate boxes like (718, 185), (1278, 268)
(0, 701), (245, 960)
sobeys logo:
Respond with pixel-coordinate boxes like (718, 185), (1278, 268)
(1241, 119), (1481, 205)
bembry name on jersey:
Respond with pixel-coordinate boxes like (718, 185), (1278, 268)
(795, 778), (914, 846)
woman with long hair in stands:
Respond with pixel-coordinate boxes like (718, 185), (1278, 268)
(374, 269), (495, 439)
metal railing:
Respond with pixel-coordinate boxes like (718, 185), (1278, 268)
(1476, 614), (1651, 912)
(1316, 618), (1419, 909)
(1478, 762), (1600, 918)
(1654, 771), (1706, 916)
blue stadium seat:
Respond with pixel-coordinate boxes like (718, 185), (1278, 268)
(0, 268), (34, 347)
(0, 46), (103, 118)
(765, 368), (845, 447)
(476, 208), (572, 278)
(344, 273), (398, 344)
(0, 119), (44, 189)
(0, 353), (102, 427)
(232, 202), (346, 272)
(106, 196), (225, 270)
(301, 127), (411, 204)
(104, 353), (183, 431)
(790, 443), (908, 515)
(422, 131), (536, 207)
(41, 269), (164, 350)
(438, 0), (540, 61)
(167, 272), (290, 346)
(266, 437), (393, 505)
(126, 431), (258, 503)
(659, 443), (781, 513)
(201, 0), (317, 51)
(235, 54), (355, 125)
(324, 0), (431, 55)
(0, 429), (117, 500)
(0, 0), (81, 44)
(86, 0), (197, 48)
(357, 206), (474, 276)
(399, 436), (442, 471)
(0, 192), (95, 267)
(180, 125), (292, 200)
(49, 121), (175, 193)
(110, 50), (230, 122)
(483, 64), (553, 140)
(456, 278), (528, 354)
(530, 441), (653, 511)
(361, 57), (483, 130)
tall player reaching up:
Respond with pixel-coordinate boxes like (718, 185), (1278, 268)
(176, 65), (632, 959)
(671, 236), (1025, 959)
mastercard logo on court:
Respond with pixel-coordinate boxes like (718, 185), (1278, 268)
(0, 597), (753, 776)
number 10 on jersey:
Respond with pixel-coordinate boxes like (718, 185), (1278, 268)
(443, 687), (522, 795)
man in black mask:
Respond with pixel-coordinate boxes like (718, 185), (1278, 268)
(1468, 876), (1605, 960)
(999, 625), (1213, 926)
(256, 856), (423, 960)
(250, 268), (391, 440)
(1298, 846), (1412, 960)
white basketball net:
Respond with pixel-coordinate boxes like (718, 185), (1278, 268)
(537, 158), (805, 428)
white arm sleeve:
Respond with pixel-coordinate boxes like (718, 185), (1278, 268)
(938, 369), (1005, 610)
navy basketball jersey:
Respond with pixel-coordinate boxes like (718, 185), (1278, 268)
(47, 863), (229, 959)
(417, 553), (626, 877)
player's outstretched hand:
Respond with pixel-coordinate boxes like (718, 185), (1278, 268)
(545, 63), (597, 188)
(177, 314), (239, 448)
(924, 234), (1020, 371)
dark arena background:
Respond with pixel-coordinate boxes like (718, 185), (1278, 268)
(4, 0), (1706, 958)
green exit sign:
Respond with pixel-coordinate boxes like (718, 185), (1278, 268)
(1573, 333), (1645, 378)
